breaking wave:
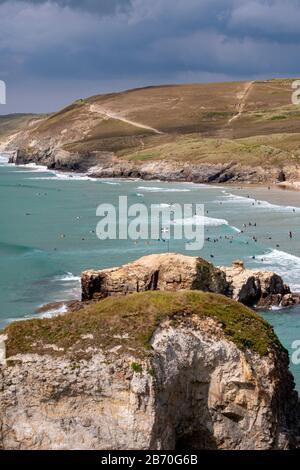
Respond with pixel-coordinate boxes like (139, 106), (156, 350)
(250, 249), (300, 291)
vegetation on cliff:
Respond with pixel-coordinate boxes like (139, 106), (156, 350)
(3, 291), (284, 359)
(0, 114), (42, 140)
(2, 79), (300, 173)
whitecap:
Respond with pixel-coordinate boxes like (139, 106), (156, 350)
(53, 272), (81, 283)
(19, 162), (50, 172)
(250, 249), (300, 291)
(29, 172), (97, 181)
(34, 304), (69, 319)
(137, 186), (191, 193)
(172, 215), (229, 227)
(220, 191), (299, 212)
(270, 305), (284, 311)
(100, 180), (120, 185)
(1, 303), (69, 326)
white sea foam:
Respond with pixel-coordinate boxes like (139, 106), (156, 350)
(101, 180), (120, 185)
(1, 157), (99, 180)
(0, 154), (9, 164)
(221, 191), (300, 212)
(173, 215), (229, 227)
(4, 162), (51, 172)
(54, 272), (81, 283)
(136, 193), (145, 197)
(1, 304), (69, 326)
(35, 304), (69, 319)
(270, 305), (284, 311)
(137, 186), (191, 193)
(250, 249), (300, 291)
(20, 162), (50, 172)
(29, 172), (98, 181)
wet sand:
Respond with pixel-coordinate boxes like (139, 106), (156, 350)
(225, 183), (300, 209)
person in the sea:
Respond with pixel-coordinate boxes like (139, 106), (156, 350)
(289, 231), (293, 239)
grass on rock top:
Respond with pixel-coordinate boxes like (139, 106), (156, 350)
(3, 291), (284, 359)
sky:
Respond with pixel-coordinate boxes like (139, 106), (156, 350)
(1, 0), (300, 114)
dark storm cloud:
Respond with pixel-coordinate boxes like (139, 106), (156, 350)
(1, 0), (300, 113)
(0, 0), (132, 15)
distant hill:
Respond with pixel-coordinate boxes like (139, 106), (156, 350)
(2, 79), (300, 180)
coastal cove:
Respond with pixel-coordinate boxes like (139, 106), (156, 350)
(1, 154), (300, 391)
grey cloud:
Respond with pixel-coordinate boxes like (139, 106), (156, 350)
(0, 0), (132, 15)
(1, 0), (300, 113)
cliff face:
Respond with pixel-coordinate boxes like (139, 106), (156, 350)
(81, 254), (293, 308)
(86, 160), (297, 185)
(0, 291), (299, 450)
(8, 149), (296, 184)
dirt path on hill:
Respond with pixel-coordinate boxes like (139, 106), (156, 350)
(228, 81), (254, 124)
(89, 104), (164, 134)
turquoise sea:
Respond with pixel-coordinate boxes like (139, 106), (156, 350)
(1, 153), (300, 390)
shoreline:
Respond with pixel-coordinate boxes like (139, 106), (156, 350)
(3, 151), (300, 213)
(3, 149), (300, 193)
(225, 180), (300, 192)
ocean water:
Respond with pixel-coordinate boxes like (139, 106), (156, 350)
(1, 154), (300, 390)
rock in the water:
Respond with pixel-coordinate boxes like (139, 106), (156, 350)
(219, 260), (290, 307)
(0, 291), (299, 450)
(281, 293), (300, 308)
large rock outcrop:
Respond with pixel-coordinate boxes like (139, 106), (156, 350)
(220, 260), (291, 307)
(81, 253), (293, 308)
(0, 291), (299, 450)
(81, 253), (229, 301)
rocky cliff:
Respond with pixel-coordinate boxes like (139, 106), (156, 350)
(0, 291), (299, 450)
(81, 253), (295, 308)
(8, 148), (297, 185)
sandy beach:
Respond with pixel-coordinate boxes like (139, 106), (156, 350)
(225, 182), (300, 209)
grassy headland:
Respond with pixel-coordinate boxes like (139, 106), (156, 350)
(3, 291), (284, 359)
